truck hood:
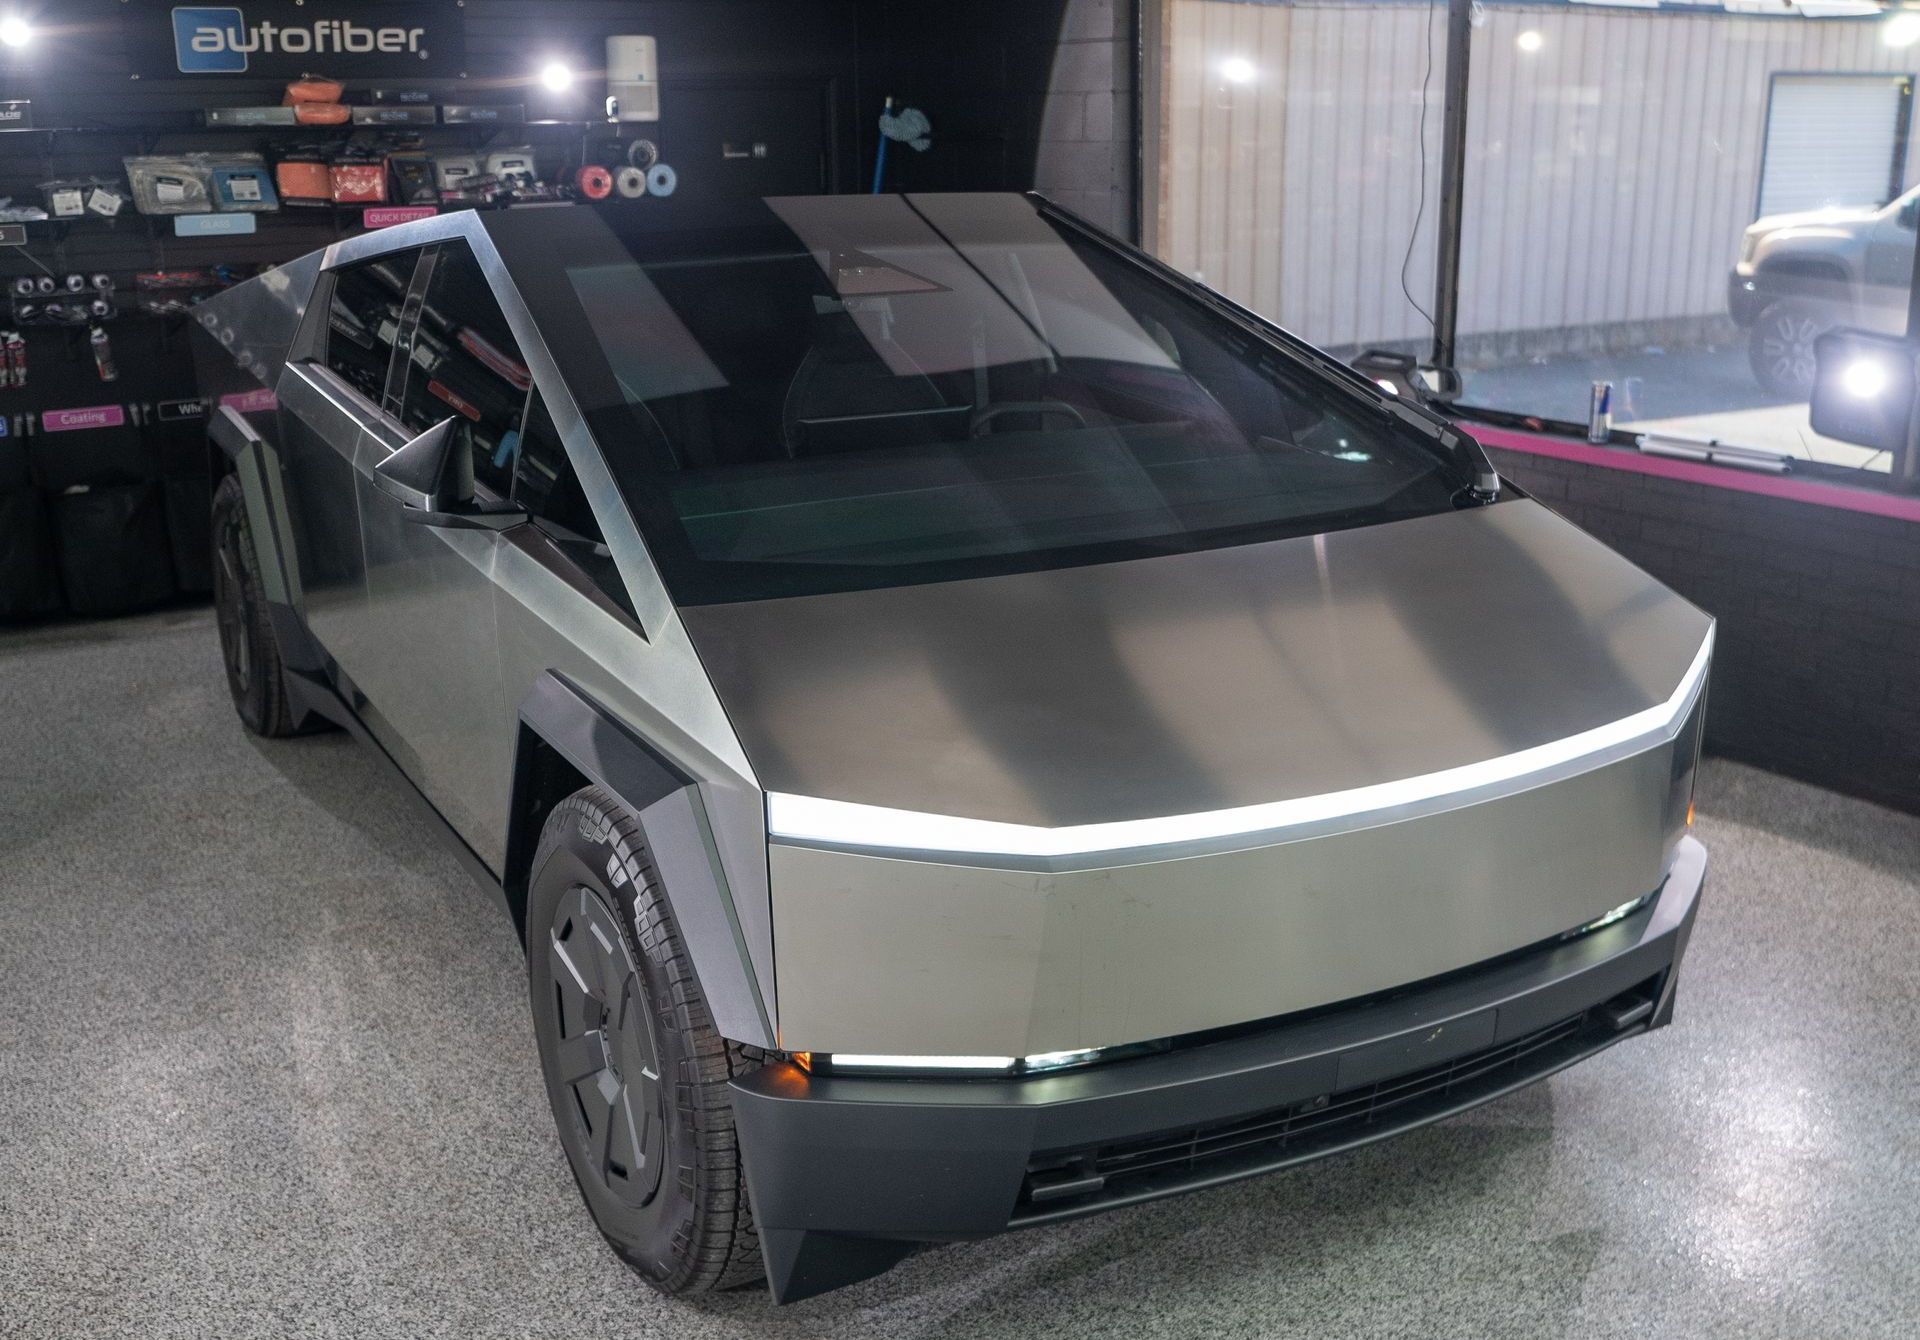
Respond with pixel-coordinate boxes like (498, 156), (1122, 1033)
(677, 499), (1713, 830)
(1751, 204), (1878, 235)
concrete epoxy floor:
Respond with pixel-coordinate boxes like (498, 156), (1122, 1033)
(1, 608), (1916, 1339)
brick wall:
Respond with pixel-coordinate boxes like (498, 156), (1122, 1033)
(1032, 0), (1137, 238)
(1483, 445), (1920, 817)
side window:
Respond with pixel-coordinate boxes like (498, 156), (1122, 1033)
(397, 241), (532, 497)
(515, 391), (636, 619)
(324, 251), (421, 406)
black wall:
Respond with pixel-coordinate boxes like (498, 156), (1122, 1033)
(1486, 446), (1920, 818)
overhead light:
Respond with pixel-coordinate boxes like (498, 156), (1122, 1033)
(0, 16), (30, 48)
(1022, 1049), (1103, 1072)
(1842, 357), (1891, 399)
(1219, 55), (1258, 85)
(1516, 29), (1544, 53)
(1886, 11), (1920, 47)
(768, 631), (1715, 860)
(538, 60), (575, 93)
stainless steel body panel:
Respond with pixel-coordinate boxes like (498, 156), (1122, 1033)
(487, 531), (774, 1024)
(304, 211), (776, 1019)
(770, 741), (1684, 1056)
(347, 403), (512, 864)
(275, 363), (374, 656)
(680, 500), (1710, 828)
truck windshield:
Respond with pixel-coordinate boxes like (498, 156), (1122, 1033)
(543, 194), (1468, 605)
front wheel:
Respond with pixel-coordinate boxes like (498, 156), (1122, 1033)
(1747, 298), (1835, 399)
(525, 786), (766, 1295)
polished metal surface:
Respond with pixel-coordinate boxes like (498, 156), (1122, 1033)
(681, 499), (1713, 828)
(770, 739), (1687, 1056)
(193, 212), (778, 1027)
(193, 205), (1714, 1065)
(455, 216), (776, 1018)
(275, 361), (375, 661)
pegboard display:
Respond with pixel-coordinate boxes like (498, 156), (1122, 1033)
(0, 0), (860, 620)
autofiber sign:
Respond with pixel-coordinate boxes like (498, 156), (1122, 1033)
(150, 2), (463, 77)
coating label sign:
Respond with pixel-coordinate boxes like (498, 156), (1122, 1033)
(219, 389), (278, 414)
(149, 3), (464, 78)
(364, 206), (437, 230)
(44, 406), (127, 433)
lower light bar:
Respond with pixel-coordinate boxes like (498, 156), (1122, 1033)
(769, 629), (1715, 859)
(825, 1054), (1016, 1072)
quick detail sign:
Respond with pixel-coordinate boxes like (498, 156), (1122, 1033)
(143, 3), (464, 78)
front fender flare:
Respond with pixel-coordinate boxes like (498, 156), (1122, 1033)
(510, 671), (776, 1050)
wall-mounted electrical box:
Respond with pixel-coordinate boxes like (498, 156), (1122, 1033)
(606, 36), (660, 122)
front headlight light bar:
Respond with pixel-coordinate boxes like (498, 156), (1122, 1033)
(799, 1043), (1167, 1078)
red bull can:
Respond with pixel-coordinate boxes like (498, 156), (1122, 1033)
(1587, 380), (1612, 444)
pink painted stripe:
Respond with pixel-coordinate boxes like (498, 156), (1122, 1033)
(1466, 423), (1920, 526)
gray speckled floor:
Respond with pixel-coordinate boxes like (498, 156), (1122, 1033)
(2, 608), (1917, 1339)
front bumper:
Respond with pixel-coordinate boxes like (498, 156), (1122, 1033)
(731, 835), (1707, 1303)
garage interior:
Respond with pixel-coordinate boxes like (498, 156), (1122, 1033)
(2, 1), (1917, 1336)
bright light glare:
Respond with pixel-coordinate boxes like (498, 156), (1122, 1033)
(1220, 55), (1258, 84)
(1516, 29), (1544, 53)
(769, 631), (1716, 859)
(538, 60), (575, 92)
(1842, 358), (1890, 399)
(1569, 893), (1652, 939)
(1885, 12), (1920, 47)
(0, 16), (30, 47)
(1374, 377), (1400, 395)
(1023, 1049), (1102, 1071)
(826, 1054), (1015, 1071)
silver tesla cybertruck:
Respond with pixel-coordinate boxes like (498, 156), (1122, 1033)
(191, 194), (1711, 1304)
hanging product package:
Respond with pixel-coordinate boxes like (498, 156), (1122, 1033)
(123, 157), (214, 215)
(209, 156), (279, 212)
(329, 159), (388, 204)
(276, 154), (332, 206)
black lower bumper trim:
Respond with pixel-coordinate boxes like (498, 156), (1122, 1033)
(732, 837), (1707, 1303)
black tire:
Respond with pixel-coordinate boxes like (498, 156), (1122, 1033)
(1748, 298), (1835, 399)
(211, 473), (300, 738)
(526, 786), (766, 1295)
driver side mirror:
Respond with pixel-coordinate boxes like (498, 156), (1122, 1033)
(372, 416), (527, 530)
(373, 417), (471, 512)
(1899, 198), (1919, 231)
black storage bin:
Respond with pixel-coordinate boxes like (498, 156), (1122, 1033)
(30, 408), (150, 493)
(50, 483), (177, 616)
(0, 421), (29, 492)
(163, 475), (215, 594)
(0, 486), (62, 619)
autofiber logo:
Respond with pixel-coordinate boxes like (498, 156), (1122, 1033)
(172, 7), (429, 73)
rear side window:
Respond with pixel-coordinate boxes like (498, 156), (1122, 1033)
(324, 251), (420, 405)
(395, 242), (533, 497)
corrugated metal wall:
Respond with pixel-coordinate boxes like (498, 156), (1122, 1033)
(1157, 1), (1920, 352)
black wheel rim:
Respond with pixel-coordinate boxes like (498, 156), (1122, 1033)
(213, 513), (251, 696)
(547, 885), (666, 1207)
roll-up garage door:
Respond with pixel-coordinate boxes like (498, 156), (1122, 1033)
(1757, 73), (1913, 219)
